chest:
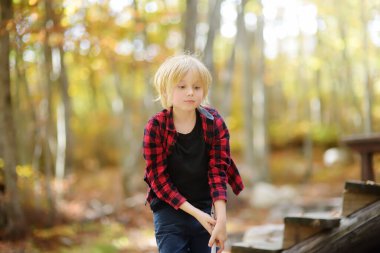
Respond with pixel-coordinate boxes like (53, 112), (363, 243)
(162, 118), (213, 154)
(174, 120), (196, 135)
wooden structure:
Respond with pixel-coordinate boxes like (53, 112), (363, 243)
(342, 180), (380, 216)
(231, 181), (380, 253)
(232, 134), (380, 253)
(283, 200), (380, 253)
(341, 133), (380, 181)
(282, 216), (340, 248)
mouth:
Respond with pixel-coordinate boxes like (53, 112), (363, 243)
(184, 100), (195, 103)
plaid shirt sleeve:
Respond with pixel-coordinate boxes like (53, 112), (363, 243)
(143, 118), (186, 210)
(208, 110), (230, 202)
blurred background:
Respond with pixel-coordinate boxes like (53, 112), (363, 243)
(0, 0), (379, 252)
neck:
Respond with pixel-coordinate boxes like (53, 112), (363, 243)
(172, 107), (196, 123)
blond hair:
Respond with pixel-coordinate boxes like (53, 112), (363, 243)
(153, 54), (212, 109)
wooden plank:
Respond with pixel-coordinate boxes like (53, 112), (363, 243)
(283, 216), (340, 249)
(345, 180), (380, 195)
(341, 134), (380, 153)
(342, 180), (380, 216)
(284, 216), (340, 228)
(283, 200), (380, 253)
(231, 242), (283, 253)
(342, 191), (380, 216)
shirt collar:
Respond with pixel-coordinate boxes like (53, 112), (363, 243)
(166, 106), (214, 132)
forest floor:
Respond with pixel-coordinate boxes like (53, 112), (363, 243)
(1, 148), (378, 253)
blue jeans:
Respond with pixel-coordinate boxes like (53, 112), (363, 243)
(153, 204), (212, 253)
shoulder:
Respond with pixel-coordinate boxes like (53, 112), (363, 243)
(199, 106), (224, 120)
(200, 106), (226, 123)
(144, 109), (169, 131)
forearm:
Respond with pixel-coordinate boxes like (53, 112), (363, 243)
(213, 200), (226, 222)
(180, 201), (216, 235)
(179, 201), (202, 217)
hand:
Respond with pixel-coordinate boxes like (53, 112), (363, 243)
(208, 219), (226, 253)
(179, 201), (216, 235)
(195, 210), (217, 235)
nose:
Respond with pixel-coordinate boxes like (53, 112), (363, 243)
(187, 87), (194, 96)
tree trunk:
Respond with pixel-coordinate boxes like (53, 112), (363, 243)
(183, 0), (197, 53)
(43, 0), (57, 225)
(337, 18), (362, 129)
(360, 0), (373, 133)
(0, 0), (26, 238)
(220, 44), (236, 117)
(297, 30), (313, 182)
(252, 10), (269, 181)
(203, 0), (222, 107)
(14, 33), (37, 165)
(237, 0), (255, 171)
(58, 45), (73, 177)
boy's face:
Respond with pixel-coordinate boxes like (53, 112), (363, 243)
(170, 69), (204, 113)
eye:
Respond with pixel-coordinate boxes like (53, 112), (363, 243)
(177, 85), (185, 89)
(194, 86), (201, 90)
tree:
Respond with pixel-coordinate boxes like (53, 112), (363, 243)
(252, 2), (269, 181)
(203, 0), (222, 107)
(237, 0), (255, 172)
(360, 0), (373, 133)
(0, 0), (26, 238)
(183, 0), (197, 53)
(42, 0), (57, 225)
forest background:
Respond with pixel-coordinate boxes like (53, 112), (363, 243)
(0, 0), (379, 252)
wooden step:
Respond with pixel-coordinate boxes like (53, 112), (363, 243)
(283, 200), (380, 253)
(342, 180), (380, 216)
(231, 224), (284, 253)
(283, 215), (340, 249)
(231, 241), (283, 253)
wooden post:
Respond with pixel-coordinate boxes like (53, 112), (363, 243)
(360, 152), (374, 181)
(341, 133), (380, 182)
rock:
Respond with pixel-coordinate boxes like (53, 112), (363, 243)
(243, 224), (284, 245)
(323, 147), (353, 167)
(249, 183), (299, 209)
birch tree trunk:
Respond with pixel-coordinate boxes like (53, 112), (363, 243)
(337, 18), (362, 128)
(184, 0), (197, 53)
(297, 30), (313, 182)
(0, 0), (26, 238)
(220, 46), (236, 117)
(252, 9), (269, 181)
(360, 0), (373, 133)
(237, 0), (255, 171)
(43, 0), (57, 225)
(203, 0), (222, 107)
(57, 39), (73, 178)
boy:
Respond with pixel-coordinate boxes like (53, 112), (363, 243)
(143, 54), (244, 253)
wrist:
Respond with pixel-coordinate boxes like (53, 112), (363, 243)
(216, 215), (226, 223)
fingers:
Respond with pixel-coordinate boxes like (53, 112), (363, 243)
(205, 223), (214, 235)
(208, 217), (217, 226)
(217, 240), (225, 253)
(208, 233), (216, 247)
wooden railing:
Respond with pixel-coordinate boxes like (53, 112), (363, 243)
(342, 133), (380, 182)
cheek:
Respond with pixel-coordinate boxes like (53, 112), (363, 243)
(165, 92), (173, 105)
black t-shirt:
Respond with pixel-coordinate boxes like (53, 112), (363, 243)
(150, 111), (211, 211)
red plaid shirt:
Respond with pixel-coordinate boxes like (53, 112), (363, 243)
(143, 106), (244, 210)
